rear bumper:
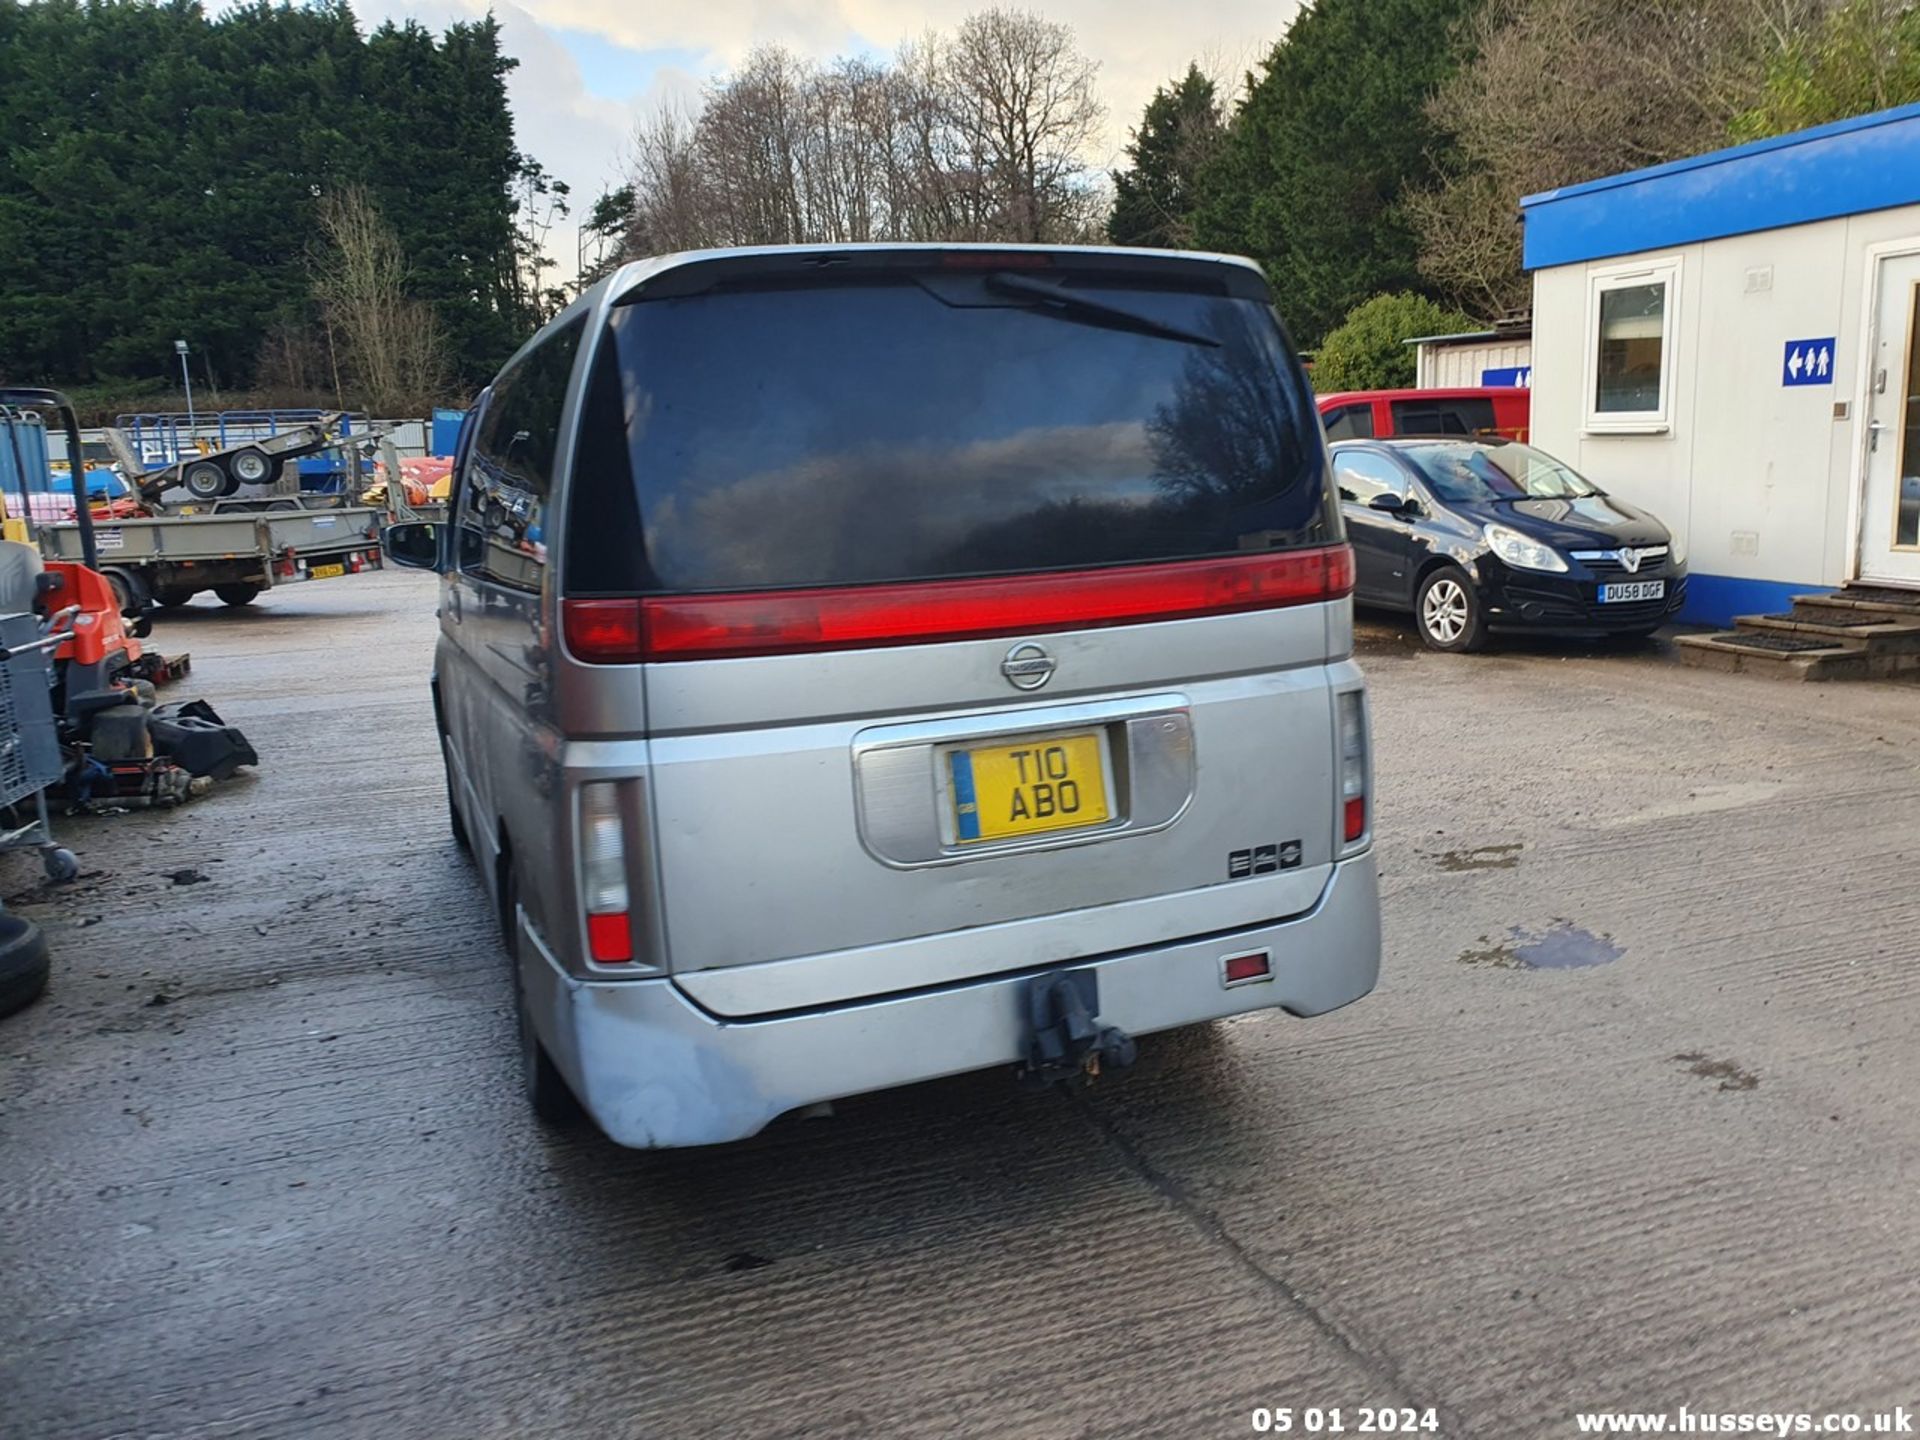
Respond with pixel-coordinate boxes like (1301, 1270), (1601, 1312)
(526, 852), (1381, 1148)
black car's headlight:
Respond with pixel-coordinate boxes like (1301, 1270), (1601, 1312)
(1483, 522), (1569, 574)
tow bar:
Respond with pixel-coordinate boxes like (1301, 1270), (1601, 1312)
(1020, 970), (1137, 1086)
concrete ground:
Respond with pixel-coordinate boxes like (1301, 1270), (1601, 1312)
(3, 571), (1918, 1440)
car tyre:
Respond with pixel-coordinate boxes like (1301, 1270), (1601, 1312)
(1416, 566), (1486, 653)
(443, 742), (471, 859)
(503, 868), (584, 1129)
(213, 583), (261, 607)
(0, 912), (51, 1020)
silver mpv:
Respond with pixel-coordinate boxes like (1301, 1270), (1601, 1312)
(384, 244), (1380, 1148)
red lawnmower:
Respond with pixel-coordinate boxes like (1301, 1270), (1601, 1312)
(0, 389), (255, 810)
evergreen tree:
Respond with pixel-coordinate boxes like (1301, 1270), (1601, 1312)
(0, 0), (543, 395)
(1107, 65), (1223, 250)
(1194, 0), (1482, 345)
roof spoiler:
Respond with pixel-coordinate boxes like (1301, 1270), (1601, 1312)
(615, 246), (1274, 305)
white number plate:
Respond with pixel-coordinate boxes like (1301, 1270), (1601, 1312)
(1599, 579), (1665, 603)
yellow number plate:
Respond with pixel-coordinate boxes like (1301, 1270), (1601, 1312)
(950, 731), (1110, 843)
(309, 563), (345, 580)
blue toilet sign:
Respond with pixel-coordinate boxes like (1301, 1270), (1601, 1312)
(1782, 338), (1836, 386)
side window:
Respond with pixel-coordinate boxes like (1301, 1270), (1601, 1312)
(1390, 398), (1496, 436)
(455, 317), (585, 590)
(1585, 259), (1679, 431)
(1322, 404), (1375, 441)
(445, 387), (488, 542)
(1333, 450), (1407, 507)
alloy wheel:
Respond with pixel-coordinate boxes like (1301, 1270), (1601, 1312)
(1422, 578), (1470, 644)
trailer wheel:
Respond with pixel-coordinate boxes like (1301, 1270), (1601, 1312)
(102, 567), (148, 617)
(183, 460), (229, 500)
(213, 583), (261, 607)
(228, 447), (279, 486)
(152, 586), (195, 609)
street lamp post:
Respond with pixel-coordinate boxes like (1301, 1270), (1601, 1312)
(174, 338), (195, 431)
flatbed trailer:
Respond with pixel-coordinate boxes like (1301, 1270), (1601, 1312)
(103, 412), (356, 503)
(36, 505), (385, 611)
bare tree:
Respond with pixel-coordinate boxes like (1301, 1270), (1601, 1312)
(253, 318), (328, 397)
(508, 158), (571, 323)
(941, 8), (1106, 241)
(887, 34), (983, 240)
(697, 47), (809, 244)
(627, 104), (709, 254)
(311, 186), (448, 415)
(614, 10), (1107, 255)
(1409, 0), (1831, 315)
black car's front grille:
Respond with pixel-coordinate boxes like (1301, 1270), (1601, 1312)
(1576, 548), (1671, 578)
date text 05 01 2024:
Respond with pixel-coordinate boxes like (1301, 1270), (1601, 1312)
(1251, 1408), (1440, 1435)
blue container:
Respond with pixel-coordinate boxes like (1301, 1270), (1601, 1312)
(0, 412), (52, 512)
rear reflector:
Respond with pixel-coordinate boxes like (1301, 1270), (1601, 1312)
(1222, 950), (1273, 986)
(1344, 796), (1367, 843)
(564, 545), (1355, 663)
(586, 912), (632, 964)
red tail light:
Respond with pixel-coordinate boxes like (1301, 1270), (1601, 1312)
(564, 599), (647, 663)
(1337, 690), (1369, 849)
(562, 545), (1354, 664)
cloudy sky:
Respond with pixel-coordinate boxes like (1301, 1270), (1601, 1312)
(355, 0), (1303, 280)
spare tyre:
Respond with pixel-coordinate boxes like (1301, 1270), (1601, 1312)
(0, 911), (51, 1019)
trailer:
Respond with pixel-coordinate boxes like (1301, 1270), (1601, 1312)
(102, 411), (358, 504)
(37, 506), (385, 611)
(5, 407), (384, 612)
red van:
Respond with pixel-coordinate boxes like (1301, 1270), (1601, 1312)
(1317, 387), (1529, 443)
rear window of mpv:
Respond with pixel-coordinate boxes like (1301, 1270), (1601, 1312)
(564, 273), (1335, 595)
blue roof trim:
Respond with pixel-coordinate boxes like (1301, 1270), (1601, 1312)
(1521, 102), (1920, 270)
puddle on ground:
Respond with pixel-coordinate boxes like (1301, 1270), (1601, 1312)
(1672, 1052), (1760, 1092)
(1457, 920), (1623, 971)
(1436, 843), (1523, 872)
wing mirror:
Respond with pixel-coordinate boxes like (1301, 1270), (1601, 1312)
(383, 521), (445, 572)
(1368, 492), (1412, 513)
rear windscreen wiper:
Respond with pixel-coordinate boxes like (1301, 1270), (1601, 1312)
(985, 271), (1220, 348)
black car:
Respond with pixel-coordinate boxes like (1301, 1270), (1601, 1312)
(1330, 438), (1687, 652)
